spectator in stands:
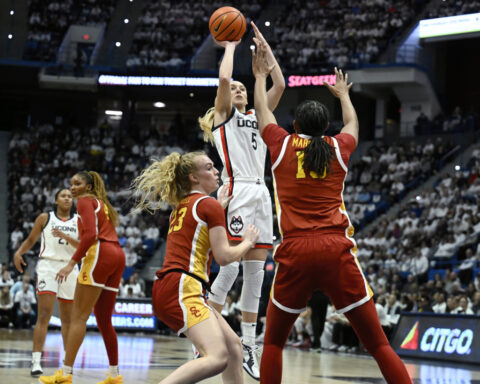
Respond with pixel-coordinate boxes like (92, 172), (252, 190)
(0, 270), (14, 288)
(471, 291), (480, 315)
(14, 282), (37, 328)
(0, 286), (14, 327)
(432, 291), (447, 314)
(451, 295), (473, 315)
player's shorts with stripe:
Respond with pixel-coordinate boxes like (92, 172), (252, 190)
(271, 231), (373, 314)
(152, 272), (211, 335)
(219, 179), (273, 248)
(36, 258), (79, 301)
(78, 240), (125, 292)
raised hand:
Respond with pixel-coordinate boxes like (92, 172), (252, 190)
(324, 67), (353, 98)
(252, 38), (275, 78)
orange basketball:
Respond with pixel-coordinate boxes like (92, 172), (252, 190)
(209, 6), (246, 42)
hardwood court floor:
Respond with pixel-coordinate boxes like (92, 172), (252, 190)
(1, 329), (479, 383)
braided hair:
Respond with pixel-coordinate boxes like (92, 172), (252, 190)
(295, 100), (334, 177)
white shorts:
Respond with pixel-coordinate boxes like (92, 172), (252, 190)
(36, 258), (79, 301)
(219, 179), (273, 248)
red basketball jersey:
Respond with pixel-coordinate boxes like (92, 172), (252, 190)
(158, 193), (226, 283)
(72, 196), (119, 262)
(262, 124), (356, 236)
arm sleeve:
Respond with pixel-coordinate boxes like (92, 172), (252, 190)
(335, 133), (357, 166)
(71, 198), (98, 262)
(197, 198), (226, 229)
(261, 123), (290, 165)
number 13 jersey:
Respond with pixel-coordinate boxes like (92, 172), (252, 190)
(262, 123), (357, 237)
(213, 107), (267, 181)
(39, 211), (78, 261)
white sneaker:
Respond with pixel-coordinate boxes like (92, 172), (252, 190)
(242, 342), (261, 381)
(191, 344), (200, 359)
(30, 360), (43, 376)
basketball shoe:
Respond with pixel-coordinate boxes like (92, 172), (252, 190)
(242, 341), (261, 381)
(97, 373), (124, 384)
(38, 369), (72, 384)
(31, 360), (43, 376)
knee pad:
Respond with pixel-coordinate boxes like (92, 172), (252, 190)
(209, 261), (240, 305)
(240, 260), (265, 313)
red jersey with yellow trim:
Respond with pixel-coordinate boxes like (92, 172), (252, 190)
(262, 124), (357, 236)
(72, 196), (119, 262)
(157, 193), (226, 283)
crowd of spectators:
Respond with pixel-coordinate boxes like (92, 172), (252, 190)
(268, 0), (425, 73)
(425, 0), (480, 19)
(126, 0), (264, 70)
(24, 0), (116, 62)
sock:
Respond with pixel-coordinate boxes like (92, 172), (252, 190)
(63, 365), (73, 375)
(32, 351), (41, 362)
(241, 322), (257, 346)
(109, 365), (119, 377)
(94, 290), (119, 366)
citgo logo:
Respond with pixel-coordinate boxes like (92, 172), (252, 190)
(401, 321), (419, 350)
(400, 321), (474, 355)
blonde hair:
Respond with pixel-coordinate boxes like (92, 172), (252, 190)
(198, 107), (215, 144)
(76, 171), (119, 226)
(132, 151), (206, 211)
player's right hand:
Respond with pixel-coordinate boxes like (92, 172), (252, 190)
(324, 67), (353, 98)
(242, 224), (260, 247)
(14, 252), (26, 273)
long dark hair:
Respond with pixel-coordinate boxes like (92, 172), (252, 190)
(295, 100), (334, 177)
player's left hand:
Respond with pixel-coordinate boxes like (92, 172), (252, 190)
(56, 260), (75, 283)
(252, 38), (275, 78)
(251, 21), (269, 47)
(217, 184), (234, 209)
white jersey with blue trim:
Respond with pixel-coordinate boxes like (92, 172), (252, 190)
(39, 211), (78, 262)
(212, 107), (267, 182)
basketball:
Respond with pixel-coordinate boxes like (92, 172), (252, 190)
(209, 6), (246, 42)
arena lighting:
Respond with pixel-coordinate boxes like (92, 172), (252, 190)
(124, 18), (129, 24)
(455, 165), (461, 171)
(105, 110), (123, 116)
(189, 92), (194, 97)
(287, 74), (336, 87)
(7, 34), (13, 39)
(10, 10), (14, 15)
(419, 13), (480, 39)
(416, 195), (421, 201)
(115, 41), (121, 47)
(98, 74), (220, 87)
(250, 44), (255, 50)
(265, 21), (271, 27)
(153, 101), (166, 108)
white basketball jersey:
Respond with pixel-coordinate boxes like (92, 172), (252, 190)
(39, 211), (78, 261)
(213, 107), (267, 181)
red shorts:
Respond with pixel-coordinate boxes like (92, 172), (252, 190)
(271, 232), (372, 314)
(152, 272), (210, 335)
(78, 240), (125, 292)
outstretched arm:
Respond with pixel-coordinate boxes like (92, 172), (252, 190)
(252, 39), (277, 136)
(251, 22), (285, 111)
(324, 67), (358, 145)
(214, 39), (241, 123)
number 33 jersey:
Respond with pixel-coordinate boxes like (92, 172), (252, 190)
(39, 211), (78, 261)
(158, 193), (226, 283)
(213, 107), (267, 181)
(262, 123), (357, 237)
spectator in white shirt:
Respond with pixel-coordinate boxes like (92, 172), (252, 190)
(14, 282), (36, 328)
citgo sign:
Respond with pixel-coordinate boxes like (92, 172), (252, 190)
(391, 313), (480, 364)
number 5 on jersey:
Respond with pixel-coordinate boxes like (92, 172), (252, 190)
(168, 207), (187, 234)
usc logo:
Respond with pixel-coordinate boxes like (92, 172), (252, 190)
(189, 306), (201, 318)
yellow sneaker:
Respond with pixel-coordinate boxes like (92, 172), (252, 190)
(38, 369), (72, 384)
(96, 374), (124, 384)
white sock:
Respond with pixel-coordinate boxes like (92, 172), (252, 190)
(109, 365), (119, 377)
(241, 322), (257, 346)
(63, 365), (73, 375)
(32, 351), (41, 362)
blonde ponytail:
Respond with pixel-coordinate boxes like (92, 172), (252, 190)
(76, 170), (119, 226)
(198, 107), (215, 144)
(132, 151), (206, 212)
